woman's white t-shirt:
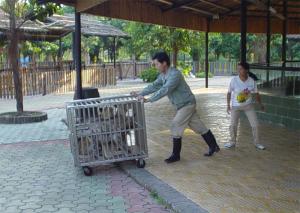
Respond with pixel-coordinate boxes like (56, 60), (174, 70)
(228, 76), (257, 107)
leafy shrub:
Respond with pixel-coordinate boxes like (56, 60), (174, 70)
(195, 71), (214, 78)
(181, 66), (192, 77)
(140, 67), (159, 82)
(177, 62), (192, 77)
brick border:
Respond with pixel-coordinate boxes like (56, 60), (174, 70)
(120, 163), (209, 213)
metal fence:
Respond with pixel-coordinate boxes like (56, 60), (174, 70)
(250, 65), (300, 97)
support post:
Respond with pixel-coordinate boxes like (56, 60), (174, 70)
(113, 37), (116, 68)
(281, 0), (287, 83)
(205, 18), (209, 88)
(75, 11), (82, 99)
(240, 0), (247, 64)
(266, 0), (271, 86)
(282, 0), (287, 68)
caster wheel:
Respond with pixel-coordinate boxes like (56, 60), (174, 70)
(113, 162), (121, 167)
(83, 166), (92, 176)
(136, 159), (146, 168)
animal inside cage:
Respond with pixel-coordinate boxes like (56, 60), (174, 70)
(66, 95), (148, 176)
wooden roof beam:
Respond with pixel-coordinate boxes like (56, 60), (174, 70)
(156, 0), (216, 17)
(156, 0), (172, 6)
(198, 0), (230, 12)
(76, 0), (108, 13)
(245, 0), (285, 20)
(162, 0), (197, 12)
(181, 6), (217, 17)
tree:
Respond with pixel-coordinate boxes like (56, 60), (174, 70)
(60, 33), (72, 60)
(209, 33), (223, 60)
(168, 28), (190, 67)
(247, 34), (267, 63)
(123, 22), (155, 60)
(1, 0), (60, 112)
(288, 40), (300, 61)
(83, 36), (102, 63)
(21, 41), (42, 62)
(42, 41), (59, 63)
(188, 32), (204, 73)
(221, 33), (240, 61)
(270, 35), (282, 62)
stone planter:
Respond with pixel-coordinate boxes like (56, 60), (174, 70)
(0, 111), (48, 124)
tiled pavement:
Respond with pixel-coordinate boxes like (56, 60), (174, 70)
(0, 79), (176, 213)
(0, 108), (68, 144)
(145, 92), (300, 213)
(0, 140), (171, 213)
(1, 77), (299, 213)
(0, 79), (149, 144)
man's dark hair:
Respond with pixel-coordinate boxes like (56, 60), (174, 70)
(238, 62), (259, 81)
(152, 51), (170, 66)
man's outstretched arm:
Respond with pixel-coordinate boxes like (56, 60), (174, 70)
(148, 72), (181, 102)
(134, 76), (163, 96)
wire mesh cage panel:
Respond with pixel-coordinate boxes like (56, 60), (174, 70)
(66, 95), (148, 175)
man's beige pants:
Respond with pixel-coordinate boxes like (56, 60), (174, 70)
(230, 104), (259, 145)
(171, 104), (209, 138)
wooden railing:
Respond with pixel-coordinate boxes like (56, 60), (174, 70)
(104, 62), (150, 79)
(208, 61), (238, 76)
(0, 64), (116, 99)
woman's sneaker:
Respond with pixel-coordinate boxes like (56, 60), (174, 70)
(224, 142), (236, 149)
(255, 144), (265, 150)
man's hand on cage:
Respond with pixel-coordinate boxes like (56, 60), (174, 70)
(137, 95), (148, 102)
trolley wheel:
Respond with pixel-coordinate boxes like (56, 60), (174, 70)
(83, 166), (93, 176)
(136, 159), (146, 168)
(113, 162), (121, 167)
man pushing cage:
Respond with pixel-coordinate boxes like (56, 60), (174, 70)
(131, 51), (220, 164)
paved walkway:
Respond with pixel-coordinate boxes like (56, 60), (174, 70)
(0, 108), (67, 144)
(0, 79), (175, 213)
(1, 77), (299, 213)
(0, 79), (149, 144)
(0, 77), (230, 113)
(0, 140), (171, 213)
(0, 77), (230, 144)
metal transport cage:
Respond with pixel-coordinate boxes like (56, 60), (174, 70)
(66, 95), (148, 176)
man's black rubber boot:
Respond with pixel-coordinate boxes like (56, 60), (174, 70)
(201, 130), (220, 157)
(165, 137), (182, 163)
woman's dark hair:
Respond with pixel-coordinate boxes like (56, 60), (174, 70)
(238, 62), (259, 81)
(152, 51), (170, 66)
(238, 62), (250, 71)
